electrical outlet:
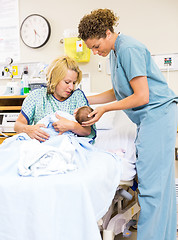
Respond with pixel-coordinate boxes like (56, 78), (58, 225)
(152, 53), (178, 71)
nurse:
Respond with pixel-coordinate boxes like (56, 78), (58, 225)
(78, 8), (178, 240)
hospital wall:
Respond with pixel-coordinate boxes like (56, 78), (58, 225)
(18, 0), (178, 93)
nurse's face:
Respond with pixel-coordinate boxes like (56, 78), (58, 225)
(85, 30), (114, 57)
(53, 69), (78, 101)
(85, 37), (112, 57)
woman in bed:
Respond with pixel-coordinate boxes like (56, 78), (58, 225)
(14, 56), (96, 143)
(0, 56), (120, 240)
(78, 8), (178, 240)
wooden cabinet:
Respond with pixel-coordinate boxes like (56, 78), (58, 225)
(0, 95), (26, 143)
(0, 95), (25, 111)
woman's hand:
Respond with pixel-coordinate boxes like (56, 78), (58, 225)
(14, 113), (49, 142)
(26, 124), (50, 142)
(82, 106), (105, 126)
(52, 113), (74, 135)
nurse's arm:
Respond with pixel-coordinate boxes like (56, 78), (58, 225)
(103, 76), (149, 111)
(82, 76), (149, 126)
(87, 88), (116, 105)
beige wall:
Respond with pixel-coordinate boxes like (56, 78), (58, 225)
(19, 0), (178, 93)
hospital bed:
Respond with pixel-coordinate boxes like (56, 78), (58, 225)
(93, 107), (140, 240)
(0, 103), (139, 240)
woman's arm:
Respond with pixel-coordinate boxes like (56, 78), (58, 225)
(14, 113), (50, 142)
(87, 88), (116, 105)
(52, 113), (91, 136)
(82, 76), (149, 126)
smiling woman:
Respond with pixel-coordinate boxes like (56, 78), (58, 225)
(14, 56), (96, 142)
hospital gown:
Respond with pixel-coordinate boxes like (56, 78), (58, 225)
(21, 87), (96, 140)
(110, 33), (178, 240)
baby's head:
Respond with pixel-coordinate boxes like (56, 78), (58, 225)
(75, 106), (94, 124)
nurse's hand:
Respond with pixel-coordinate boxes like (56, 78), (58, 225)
(27, 124), (50, 142)
(82, 106), (105, 126)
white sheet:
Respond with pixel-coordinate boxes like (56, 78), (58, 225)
(18, 137), (77, 176)
(94, 110), (137, 181)
(0, 109), (137, 240)
(0, 133), (122, 240)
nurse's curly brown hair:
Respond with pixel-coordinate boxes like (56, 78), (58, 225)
(78, 9), (119, 41)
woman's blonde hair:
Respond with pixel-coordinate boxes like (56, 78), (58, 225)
(46, 56), (82, 94)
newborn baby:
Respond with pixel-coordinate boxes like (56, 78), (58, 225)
(75, 106), (94, 124)
(37, 106), (94, 138)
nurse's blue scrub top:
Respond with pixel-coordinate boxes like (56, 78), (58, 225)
(110, 34), (178, 125)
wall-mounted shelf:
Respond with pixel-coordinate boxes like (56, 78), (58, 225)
(0, 106), (22, 111)
(0, 95), (26, 99)
(0, 95), (26, 112)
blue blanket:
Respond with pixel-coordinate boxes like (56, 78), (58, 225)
(0, 133), (122, 240)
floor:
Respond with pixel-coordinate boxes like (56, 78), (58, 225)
(114, 160), (178, 240)
(115, 229), (137, 240)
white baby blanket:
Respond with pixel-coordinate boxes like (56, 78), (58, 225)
(18, 136), (77, 177)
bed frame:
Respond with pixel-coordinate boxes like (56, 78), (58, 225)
(98, 180), (140, 240)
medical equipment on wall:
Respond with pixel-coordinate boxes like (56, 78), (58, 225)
(3, 81), (21, 95)
(28, 65), (47, 91)
(0, 61), (47, 95)
(152, 53), (178, 71)
(1, 58), (21, 95)
(0, 61), (47, 80)
(3, 57), (14, 78)
(20, 67), (30, 95)
(0, 112), (19, 132)
(62, 29), (90, 62)
(152, 53), (178, 93)
(78, 72), (91, 93)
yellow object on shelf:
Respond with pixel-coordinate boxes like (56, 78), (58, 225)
(64, 37), (90, 62)
(12, 66), (18, 76)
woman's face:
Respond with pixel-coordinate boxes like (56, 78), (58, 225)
(53, 69), (78, 101)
